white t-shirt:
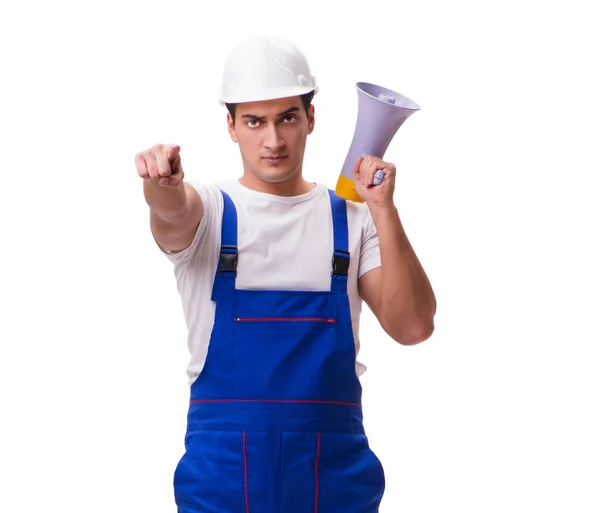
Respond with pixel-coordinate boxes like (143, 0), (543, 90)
(158, 179), (381, 385)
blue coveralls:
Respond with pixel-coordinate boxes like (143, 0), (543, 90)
(173, 189), (386, 512)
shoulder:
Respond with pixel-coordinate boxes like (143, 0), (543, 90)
(186, 179), (237, 220)
(343, 196), (372, 231)
(187, 179), (226, 203)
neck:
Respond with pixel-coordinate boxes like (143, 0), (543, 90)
(239, 169), (315, 197)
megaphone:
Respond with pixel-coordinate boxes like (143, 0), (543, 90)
(335, 82), (420, 203)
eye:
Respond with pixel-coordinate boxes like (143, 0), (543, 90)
(246, 119), (261, 128)
(282, 115), (297, 123)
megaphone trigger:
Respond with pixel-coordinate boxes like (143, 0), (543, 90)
(372, 170), (385, 186)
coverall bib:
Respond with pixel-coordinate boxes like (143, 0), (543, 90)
(173, 189), (386, 512)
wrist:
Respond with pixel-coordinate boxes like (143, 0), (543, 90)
(367, 201), (397, 219)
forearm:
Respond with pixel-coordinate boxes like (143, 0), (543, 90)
(143, 179), (189, 224)
(370, 204), (436, 340)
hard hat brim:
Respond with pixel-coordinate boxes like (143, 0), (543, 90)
(219, 85), (319, 105)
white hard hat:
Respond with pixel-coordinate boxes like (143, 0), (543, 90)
(219, 35), (318, 105)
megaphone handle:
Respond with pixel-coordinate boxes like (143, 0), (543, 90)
(372, 169), (385, 186)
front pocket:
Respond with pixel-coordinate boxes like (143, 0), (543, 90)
(317, 432), (386, 513)
(173, 430), (246, 512)
(232, 315), (341, 399)
(280, 432), (320, 513)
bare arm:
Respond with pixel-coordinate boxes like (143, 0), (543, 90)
(359, 205), (436, 345)
(136, 143), (204, 253)
(353, 155), (436, 346)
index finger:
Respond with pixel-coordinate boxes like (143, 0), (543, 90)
(165, 144), (181, 163)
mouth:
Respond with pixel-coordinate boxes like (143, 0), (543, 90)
(263, 155), (288, 164)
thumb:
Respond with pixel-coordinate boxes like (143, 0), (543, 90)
(352, 156), (364, 180)
(166, 145), (182, 175)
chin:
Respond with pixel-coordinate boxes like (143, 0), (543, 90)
(255, 164), (299, 183)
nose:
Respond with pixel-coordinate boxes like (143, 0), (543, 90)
(263, 123), (285, 152)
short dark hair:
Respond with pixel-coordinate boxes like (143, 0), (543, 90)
(226, 90), (315, 124)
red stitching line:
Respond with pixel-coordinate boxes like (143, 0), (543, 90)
(190, 399), (361, 407)
(235, 317), (336, 323)
(315, 432), (321, 513)
(244, 430), (249, 513)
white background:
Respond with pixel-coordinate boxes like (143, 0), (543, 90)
(1, 0), (598, 511)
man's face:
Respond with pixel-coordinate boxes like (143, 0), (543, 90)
(227, 96), (315, 184)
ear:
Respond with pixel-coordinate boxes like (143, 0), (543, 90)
(227, 113), (239, 143)
(307, 104), (315, 135)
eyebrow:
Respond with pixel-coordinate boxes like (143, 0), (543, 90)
(241, 107), (300, 121)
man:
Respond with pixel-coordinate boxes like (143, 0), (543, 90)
(135, 35), (436, 513)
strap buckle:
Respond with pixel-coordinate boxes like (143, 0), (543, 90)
(332, 249), (350, 277)
(219, 245), (238, 274)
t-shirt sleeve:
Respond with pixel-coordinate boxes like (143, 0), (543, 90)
(154, 180), (221, 267)
(358, 206), (381, 278)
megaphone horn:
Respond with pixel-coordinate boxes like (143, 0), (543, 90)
(335, 82), (420, 203)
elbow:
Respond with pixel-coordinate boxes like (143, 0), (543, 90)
(401, 320), (435, 346)
(384, 314), (435, 346)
